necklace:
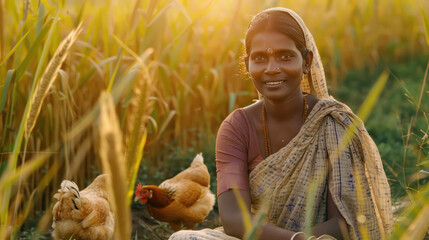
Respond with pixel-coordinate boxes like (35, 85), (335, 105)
(262, 95), (308, 157)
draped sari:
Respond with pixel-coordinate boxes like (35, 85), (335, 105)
(248, 98), (393, 239)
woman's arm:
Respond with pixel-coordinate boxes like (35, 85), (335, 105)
(219, 189), (299, 240)
(312, 190), (349, 240)
(218, 189), (349, 240)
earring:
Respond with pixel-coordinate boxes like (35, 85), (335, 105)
(304, 64), (310, 74)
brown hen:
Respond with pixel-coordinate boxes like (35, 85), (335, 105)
(134, 153), (215, 232)
(52, 174), (114, 240)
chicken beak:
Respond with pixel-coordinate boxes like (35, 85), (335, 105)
(134, 195), (141, 202)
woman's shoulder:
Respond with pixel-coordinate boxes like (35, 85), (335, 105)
(242, 100), (262, 117)
(223, 108), (247, 124)
(314, 97), (366, 132)
(309, 96), (354, 115)
(304, 96), (362, 129)
(223, 100), (262, 124)
(218, 108), (251, 137)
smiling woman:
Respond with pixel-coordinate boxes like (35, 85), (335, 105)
(247, 31), (309, 104)
(170, 6), (393, 240)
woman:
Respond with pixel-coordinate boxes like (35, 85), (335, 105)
(171, 7), (393, 240)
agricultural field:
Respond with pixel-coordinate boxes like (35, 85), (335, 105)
(0, 0), (428, 239)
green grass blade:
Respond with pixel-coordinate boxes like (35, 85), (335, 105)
(113, 34), (142, 64)
(413, 61), (428, 122)
(0, 31), (30, 67)
(244, 203), (268, 240)
(172, 0), (192, 23)
(74, 1), (86, 26)
(128, 130), (147, 203)
(39, 0), (52, 11)
(0, 0), (3, 61)
(106, 49), (123, 93)
(31, 15), (59, 91)
(0, 152), (50, 193)
(35, 2), (46, 36)
(154, 110), (176, 142)
(232, 187), (252, 233)
(0, 70), (14, 113)
(14, 19), (52, 83)
(392, 183), (429, 239)
(145, 1), (175, 28)
(357, 71), (389, 122)
(419, 6), (429, 47)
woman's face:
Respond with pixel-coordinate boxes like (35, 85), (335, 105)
(247, 31), (309, 102)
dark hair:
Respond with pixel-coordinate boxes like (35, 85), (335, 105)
(244, 10), (309, 60)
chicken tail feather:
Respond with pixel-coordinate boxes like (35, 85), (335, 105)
(190, 152), (204, 167)
(60, 180), (80, 198)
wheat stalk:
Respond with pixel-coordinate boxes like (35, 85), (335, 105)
(98, 91), (131, 239)
(23, 0), (31, 20)
(0, 0), (4, 61)
(25, 22), (83, 139)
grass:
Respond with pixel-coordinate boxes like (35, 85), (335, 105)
(0, 0), (428, 239)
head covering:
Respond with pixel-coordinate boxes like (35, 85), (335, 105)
(253, 7), (330, 99)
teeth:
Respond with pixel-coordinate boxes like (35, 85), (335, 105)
(266, 81), (284, 85)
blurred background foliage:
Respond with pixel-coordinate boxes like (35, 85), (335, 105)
(0, 0), (428, 238)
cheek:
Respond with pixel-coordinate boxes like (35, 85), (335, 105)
(285, 61), (304, 76)
(248, 63), (265, 79)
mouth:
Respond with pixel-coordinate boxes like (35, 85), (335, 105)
(265, 80), (285, 86)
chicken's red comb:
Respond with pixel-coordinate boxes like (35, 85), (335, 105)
(136, 183), (142, 190)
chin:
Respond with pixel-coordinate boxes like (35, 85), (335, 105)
(261, 87), (302, 101)
(262, 92), (292, 102)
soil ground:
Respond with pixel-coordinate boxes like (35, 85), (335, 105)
(131, 205), (221, 240)
(19, 206), (221, 240)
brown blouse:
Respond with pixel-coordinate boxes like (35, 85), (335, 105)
(215, 108), (264, 196)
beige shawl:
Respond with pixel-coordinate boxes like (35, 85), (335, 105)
(249, 99), (393, 239)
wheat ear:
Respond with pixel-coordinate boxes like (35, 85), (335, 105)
(25, 23), (83, 139)
(98, 92), (131, 239)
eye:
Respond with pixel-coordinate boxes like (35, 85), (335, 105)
(278, 53), (292, 61)
(252, 54), (265, 63)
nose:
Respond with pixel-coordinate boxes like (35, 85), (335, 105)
(264, 57), (281, 74)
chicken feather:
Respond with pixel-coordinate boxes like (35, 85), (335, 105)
(135, 153), (215, 232)
(52, 174), (114, 240)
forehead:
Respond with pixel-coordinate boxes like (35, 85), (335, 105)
(250, 31), (298, 53)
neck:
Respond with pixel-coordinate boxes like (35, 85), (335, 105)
(146, 186), (174, 208)
(263, 91), (304, 122)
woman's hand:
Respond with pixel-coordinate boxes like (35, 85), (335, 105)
(218, 189), (298, 239)
(218, 189), (349, 240)
(312, 190), (349, 240)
